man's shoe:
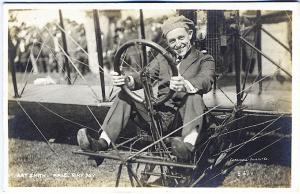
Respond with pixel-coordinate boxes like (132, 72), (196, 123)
(77, 128), (108, 152)
(77, 128), (109, 166)
(91, 138), (109, 152)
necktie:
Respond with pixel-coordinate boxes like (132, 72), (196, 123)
(176, 56), (182, 75)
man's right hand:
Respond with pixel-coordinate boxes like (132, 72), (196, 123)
(111, 71), (127, 87)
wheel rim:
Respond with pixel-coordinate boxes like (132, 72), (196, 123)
(113, 39), (178, 106)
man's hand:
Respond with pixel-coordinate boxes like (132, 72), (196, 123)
(111, 71), (127, 87)
(170, 76), (186, 92)
(111, 71), (134, 88)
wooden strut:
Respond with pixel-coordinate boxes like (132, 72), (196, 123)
(115, 162), (143, 187)
(93, 9), (106, 101)
(58, 10), (71, 85)
(234, 11), (242, 108)
(127, 163), (143, 187)
(256, 10), (263, 95)
(139, 9), (147, 67)
(8, 32), (20, 98)
(141, 171), (184, 179)
(115, 163), (123, 187)
(73, 150), (197, 169)
(127, 164), (135, 187)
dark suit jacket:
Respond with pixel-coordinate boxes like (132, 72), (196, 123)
(132, 46), (215, 97)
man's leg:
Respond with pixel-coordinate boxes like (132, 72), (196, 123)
(170, 94), (205, 160)
(77, 91), (133, 152)
(100, 91), (133, 143)
(180, 94), (205, 148)
(78, 90), (150, 150)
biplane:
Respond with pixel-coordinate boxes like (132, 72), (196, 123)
(8, 9), (292, 187)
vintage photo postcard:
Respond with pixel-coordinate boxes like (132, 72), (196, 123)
(2, 2), (300, 193)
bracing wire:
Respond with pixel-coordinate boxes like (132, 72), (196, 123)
(191, 136), (285, 187)
(17, 101), (58, 156)
(44, 26), (101, 102)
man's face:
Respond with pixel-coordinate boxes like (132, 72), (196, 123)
(166, 27), (193, 58)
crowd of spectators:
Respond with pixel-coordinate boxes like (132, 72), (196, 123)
(8, 13), (169, 76)
(8, 14), (89, 76)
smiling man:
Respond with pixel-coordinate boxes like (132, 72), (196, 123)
(77, 15), (215, 164)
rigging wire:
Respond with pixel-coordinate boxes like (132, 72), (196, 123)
(218, 117), (277, 137)
(195, 114), (274, 152)
(240, 26), (257, 99)
(44, 26), (101, 102)
(37, 102), (98, 133)
(53, 22), (108, 74)
(20, 26), (48, 89)
(86, 105), (103, 133)
(18, 30), (74, 98)
(20, 36), (35, 85)
(19, 35), (50, 96)
(224, 114), (283, 160)
(35, 41), (90, 68)
(214, 126), (282, 157)
(17, 101), (58, 156)
(54, 22), (89, 56)
(191, 136), (285, 187)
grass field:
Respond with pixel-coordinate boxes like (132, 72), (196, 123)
(8, 138), (131, 187)
(8, 138), (291, 187)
